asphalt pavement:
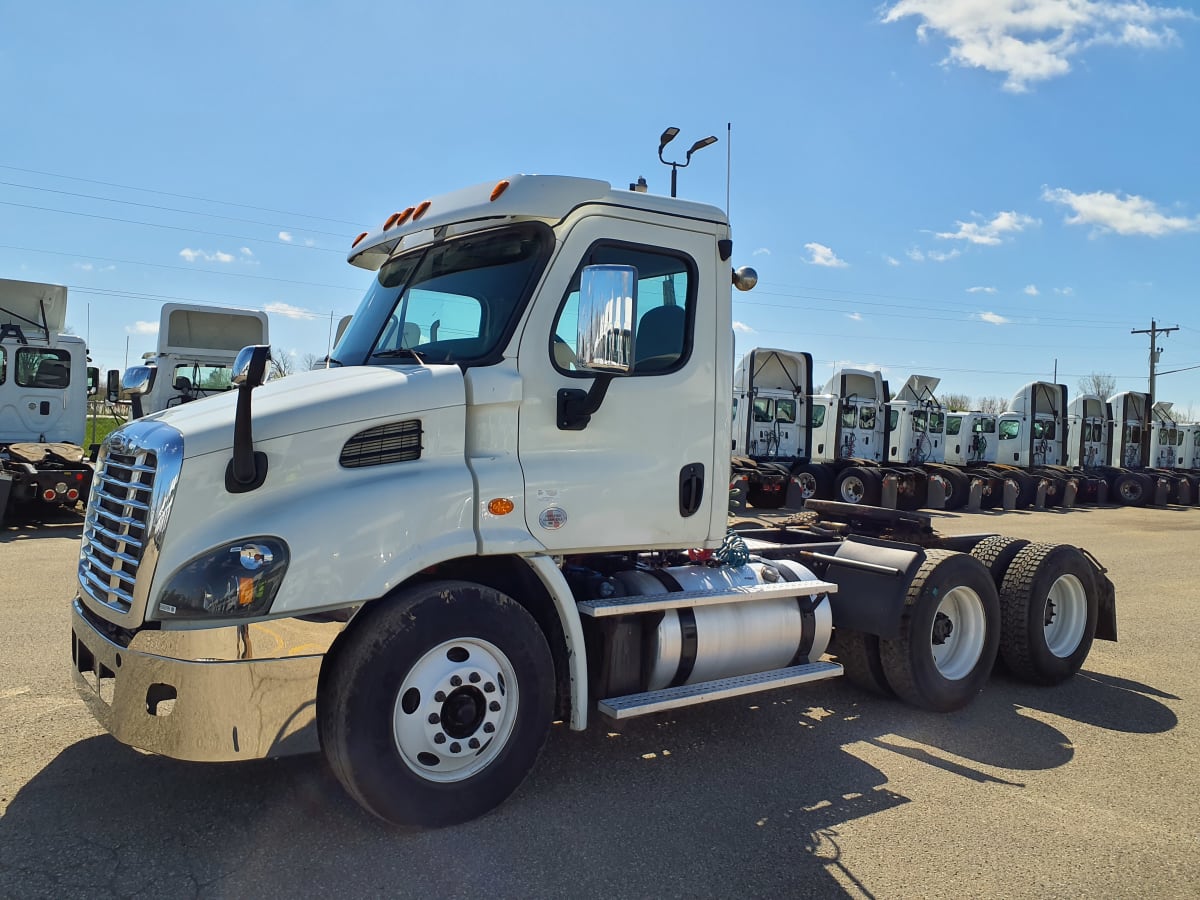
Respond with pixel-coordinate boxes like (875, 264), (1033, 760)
(1, 503), (1197, 899)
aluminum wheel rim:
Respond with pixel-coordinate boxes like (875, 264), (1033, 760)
(929, 586), (986, 680)
(392, 637), (518, 783)
(796, 472), (817, 500)
(1044, 573), (1087, 657)
(841, 476), (866, 503)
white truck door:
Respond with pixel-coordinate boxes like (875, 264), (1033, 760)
(516, 216), (719, 551)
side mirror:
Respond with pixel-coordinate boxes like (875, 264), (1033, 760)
(575, 265), (637, 374)
(105, 369), (120, 404)
(232, 345), (271, 389)
(86, 366), (100, 397)
(121, 365), (155, 397)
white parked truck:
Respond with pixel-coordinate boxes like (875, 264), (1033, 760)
(1070, 391), (1183, 506)
(0, 278), (97, 525)
(730, 348), (811, 508)
(113, 303), (269, 419)
(69, 174), (1117, 828)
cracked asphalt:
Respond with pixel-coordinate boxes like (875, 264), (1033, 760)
(2, 503), (1198, 898)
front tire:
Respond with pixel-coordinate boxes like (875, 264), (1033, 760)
(836, 466), (882, 505)
(879, 550), (1000, 712)
(318, 580), (555, 828)
(998, 543), (1097, 685)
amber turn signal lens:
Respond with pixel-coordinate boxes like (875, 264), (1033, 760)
(490, 180), (510, 202)
(351, 231), (368, 248)
(412, 200), (431, 220)
(488, 498), (515, 516)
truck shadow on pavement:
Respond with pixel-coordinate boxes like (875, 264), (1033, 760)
(0, 671), (1176, 899)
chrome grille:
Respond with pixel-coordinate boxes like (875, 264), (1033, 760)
(79, 447), (157, 613)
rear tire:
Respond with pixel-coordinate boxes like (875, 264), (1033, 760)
(998, 543), (1097, 685)
(832, 628), (893, 697)
(969, 535), (1030, 588)
(318, 580), (555, 828)
(941, 469), (971, 511)
(1111, 472), (1148, 506)
(879, 550), (1000, 712)
(836, 466), (882, 506)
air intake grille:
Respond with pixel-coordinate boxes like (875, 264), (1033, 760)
(340, 419), (423, 468)
(78, 448), (157, 613)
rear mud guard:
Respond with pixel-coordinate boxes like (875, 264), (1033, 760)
(825, 535), (926, 640)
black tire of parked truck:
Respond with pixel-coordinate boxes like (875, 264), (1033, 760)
(940, 468), (971, 511)
(317, 580), (555, 828)
(1111, 472), (1150, 506)
(997, 543), (1097, 685)
(835, 466), (882, 506)
(878, 550), (1001, 713)
(969, 535), (1030, 588)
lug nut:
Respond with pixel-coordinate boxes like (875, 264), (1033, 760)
(428, 713), (440, 724)
(483, 722), (495, 734)
(469, 672), (480, 683)
(489, 701), (501, 712)
(450, 675), (462, 687)
(449, 742), (461, 754)
(434, 691), (446, 702)
(484, 683), (495, 693)
(434, 733), (446, 744)
(468, 738), (480, 749)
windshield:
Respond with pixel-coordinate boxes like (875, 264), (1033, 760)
(332, 223), (551, 367)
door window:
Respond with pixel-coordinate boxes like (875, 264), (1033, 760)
(16, 347), (71, 388)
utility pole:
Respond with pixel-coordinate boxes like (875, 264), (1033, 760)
(1131, 319), (1178, 400)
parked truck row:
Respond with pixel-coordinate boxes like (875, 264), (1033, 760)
(70, 174), (1118, 829)
(731, 346), (1200, 514)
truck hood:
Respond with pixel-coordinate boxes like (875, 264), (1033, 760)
(142, 364), (465, 459)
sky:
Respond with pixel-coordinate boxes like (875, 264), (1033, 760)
(2, 1), (1198, 414)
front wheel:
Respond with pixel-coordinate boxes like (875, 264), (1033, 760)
(318, 580), (555, 828)
(836, 466), (882, 505)
(879, 550), (1000, 712)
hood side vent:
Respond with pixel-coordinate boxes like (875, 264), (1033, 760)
(340, 419), (423, 468)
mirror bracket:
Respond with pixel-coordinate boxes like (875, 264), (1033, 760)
(557, 374), (615, 431)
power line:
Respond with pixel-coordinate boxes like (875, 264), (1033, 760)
(0, 163), (363, 226)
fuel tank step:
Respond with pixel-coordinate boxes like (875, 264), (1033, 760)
(598, 661), (844, 719)
(576, 579), (837, 618)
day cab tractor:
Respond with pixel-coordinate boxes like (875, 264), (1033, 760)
(68, 174), (1118, 828)
(730, 347), (811, 509)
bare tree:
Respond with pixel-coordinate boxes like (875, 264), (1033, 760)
(1078, 372), (1117, 400)
(976, 395), (1006, 415)
(939, 392), (972, 411)
(302, 352), (326, 371)
(268, 347), (295, 380)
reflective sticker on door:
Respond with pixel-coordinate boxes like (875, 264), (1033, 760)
(538, 507), (568, 530)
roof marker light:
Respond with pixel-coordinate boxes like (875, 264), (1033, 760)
(351, 231), (369, 248)
(411, 200), (432, 221)
(384, 212), (402, 230)
(490, 180), (510, 202)
(395, 206), (415, 227)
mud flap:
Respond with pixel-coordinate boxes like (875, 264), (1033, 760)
(0, 472), (10, 526)
(825, 535), (926, 640)
(1080, 547), (1117, 641)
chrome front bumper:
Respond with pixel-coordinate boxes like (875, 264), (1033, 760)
(70, 598), (345, 762)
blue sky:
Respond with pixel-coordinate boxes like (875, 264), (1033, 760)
(2, 1), (1198, 413)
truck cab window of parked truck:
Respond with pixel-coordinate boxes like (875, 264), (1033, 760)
(946, 416), (962, 436)
(1125, 425), (1141, 444)
(332, 223), (552, 368)
(976, 417), (996, 434)
(999, 420), (1020, 440)
(929, 412), (945, 433)
(173, 364), (233, 392)
(860, 407), (876, 429)
(841, 405), (857, 428)
(1033, 420), (1056, 440)
(776, 398), (797, 424)
(889, 410), (900, 430)
(16, 347), (71, 388)
(552, 243), (695, 376)
(753, 398), (773, 422)
(811, 404), (827, 428)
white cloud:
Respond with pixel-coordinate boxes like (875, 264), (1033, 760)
(265, 301), (319, 320)
(75, 262), (94, 272)
(884, 255), (901, 266)
(179, 247), (236, 264)
(304, 239), (316, 247)
(279, 231), (294, 242)
(1024, 284), (1040, 296)
(240, 247), (254, 257)
(927, 248), (961, 262)
(846, 312), (864, 321)
(977, 311), (1010, 325)
(126, 321), (159, 335)
(882, 1), (1195, 92)
(753, 247), (771, 256)
(804, 242), (848, 268)
(967, 285), (997, 294)
(1042, 186), (1199, 236)
(1054, 286), (1075, 295)
(906, 247), (925, 262)
(937, 210), (1038, 245)
(732, 321), (755, 334)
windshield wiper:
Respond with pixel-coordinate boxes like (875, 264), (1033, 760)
(372, 347), (425, 364)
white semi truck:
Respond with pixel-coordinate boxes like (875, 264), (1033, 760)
(69, 174), (1117, 827)
(730, 347), (811, 508)
(0, 278), (98, 525)
(112, 303), (269, 419)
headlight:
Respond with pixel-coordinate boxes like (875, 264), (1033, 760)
(155, 538), (289, 620)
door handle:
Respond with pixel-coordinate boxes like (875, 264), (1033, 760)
(679, 463), (705, 517)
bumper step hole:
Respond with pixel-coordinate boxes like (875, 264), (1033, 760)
(146, 683), (177, 717)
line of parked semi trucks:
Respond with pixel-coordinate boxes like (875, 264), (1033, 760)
(730, 347), (1200, 513)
